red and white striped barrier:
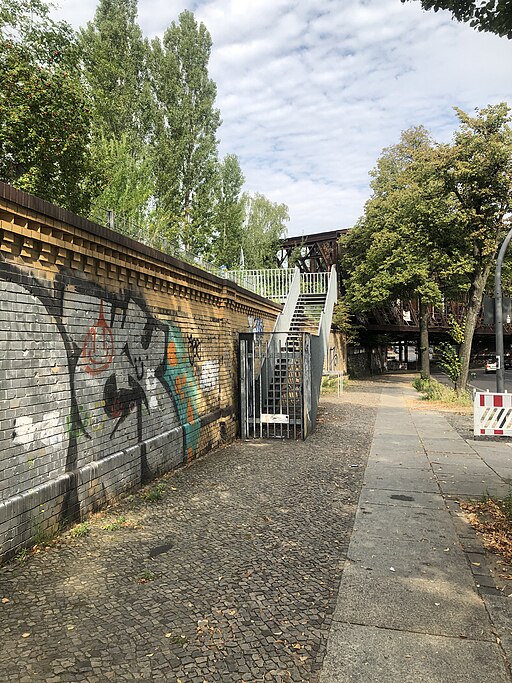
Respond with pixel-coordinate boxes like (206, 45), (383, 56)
(474, 392), (512, 436)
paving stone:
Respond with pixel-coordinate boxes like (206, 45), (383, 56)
(0, 382), (379, 682)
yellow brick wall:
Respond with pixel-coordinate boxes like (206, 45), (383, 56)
(0, 183), (280, 562)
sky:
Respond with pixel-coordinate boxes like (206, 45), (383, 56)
(52, 0), (512, 237)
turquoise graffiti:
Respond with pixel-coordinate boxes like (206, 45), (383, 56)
(163, 323), (201, 462)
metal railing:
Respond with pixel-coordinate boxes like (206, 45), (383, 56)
(223, 268), (296, 302)
(300, 272), (329, 294)
(224, 268), (330, 302)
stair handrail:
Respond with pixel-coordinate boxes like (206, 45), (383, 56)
(317, 266), (338, 356)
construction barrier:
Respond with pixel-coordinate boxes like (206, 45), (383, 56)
(474, 391), (512, 436)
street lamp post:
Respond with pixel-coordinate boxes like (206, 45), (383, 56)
(494, 226), (512, 392)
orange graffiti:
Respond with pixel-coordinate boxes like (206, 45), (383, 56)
(186, 399), (194, 425)
(82, 300), (114, 375)
(167, 341), (178, 367)
(175, 375), (187, 401)
(187, 447), (194, 463)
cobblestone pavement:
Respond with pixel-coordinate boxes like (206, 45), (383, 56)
(0, 382), (379, 683)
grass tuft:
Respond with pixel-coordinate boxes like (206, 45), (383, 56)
(412, 376), (471, 407)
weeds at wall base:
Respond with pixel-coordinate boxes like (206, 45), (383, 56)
(412, 376), (471, 408)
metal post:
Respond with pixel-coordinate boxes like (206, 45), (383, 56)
(495, 226), (512, 392)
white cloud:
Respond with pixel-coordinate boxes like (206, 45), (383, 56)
(54, 0), (512, 235)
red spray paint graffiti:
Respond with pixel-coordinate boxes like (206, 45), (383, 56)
(81, 300), (114, 374)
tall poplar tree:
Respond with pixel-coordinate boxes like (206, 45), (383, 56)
(151, 10), (221, 255)
(80, 0), (152, 142)
(79, 0), (157, 233)
(212, 154), (245, 267)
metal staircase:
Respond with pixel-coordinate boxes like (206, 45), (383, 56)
(289, 293), (327, 333)
(238, 266), (337, 440)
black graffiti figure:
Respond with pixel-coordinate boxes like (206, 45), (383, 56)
(103, 374), (149, 439)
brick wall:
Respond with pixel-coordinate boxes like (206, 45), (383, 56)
(0, 183), (280, 563)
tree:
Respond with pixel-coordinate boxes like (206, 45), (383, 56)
(211, 154), (245, 267)
(341, 127), (458, 379)
(241, 193), (289, 269)
(79, 0), (153, 142)
(151, 10), (221, 256)
(434, 103), (512, 392)
(0, 0), (95, 213)
(344, 104), (512, 392)
(88, 134), (157, 236)
(402, 0), (512, 38)
(80, 0), (159, 233)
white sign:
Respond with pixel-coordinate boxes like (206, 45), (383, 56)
(261, 413), (289, 424)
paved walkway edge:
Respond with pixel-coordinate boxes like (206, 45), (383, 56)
(320, 378), (512, 682)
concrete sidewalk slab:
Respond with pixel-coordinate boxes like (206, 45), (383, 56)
(354, 504), (460, 543)
(359, 488), (446, 509)
(437, 478), (511, 499)
(363, 465), (439, 493)
(333, 564), (494, 639)
(322, 377), (512, 682)
(421, 439), (476, 454)
(321, 623), (510, 683)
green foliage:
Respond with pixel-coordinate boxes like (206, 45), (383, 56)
(345, 104), (512, 394)
(0, 0), (80, 67)
(0, 1), (289, 268)
(440, 104), (512, 391)
(15, 547), (29, 563)
(70, 522), (90, 538)
(447, 313), (465, 344)
(151, 10), (221, 257)
(211, 154), (245, 267)
(412, 376), (471, 405)
(341, 126), (458, 315)
(241, 193), (289, 269)
(141, 483), (166, 502)
(80, 0), (152, 141)
(88, 134), (157, 234)
(101, 516), (128, 531)
(403, 0), (512, 38)
(138, 569), (156, 583)
(437, 341), (462, 385)
(331, 300), (359, 343)
(0, 2), (95, 213)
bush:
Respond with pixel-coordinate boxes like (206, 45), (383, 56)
(412, 376), (471, 406)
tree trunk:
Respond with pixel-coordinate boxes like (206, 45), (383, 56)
(419, 296), (430, 379)
(457, 261), (493, 394)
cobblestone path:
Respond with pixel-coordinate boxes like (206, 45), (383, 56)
(0, 383), (379, 683)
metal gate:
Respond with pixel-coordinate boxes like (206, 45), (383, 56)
(239, 332), (312, 439)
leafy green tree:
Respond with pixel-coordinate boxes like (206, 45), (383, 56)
(241, 193), (289, 269)
(151, 10), (221, 256)
(0, 0), (95, 213)
(79, 0), (152, 142)
(88, 133), (156, 234)
(402, 0), (512, 38)
(211, 154), (245, 267)
(433, 103), (512, 392)
(341, 127), (458, 378)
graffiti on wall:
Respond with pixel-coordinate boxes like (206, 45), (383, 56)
(0, 255), (217, 518)
(186, 334), (202, 365)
